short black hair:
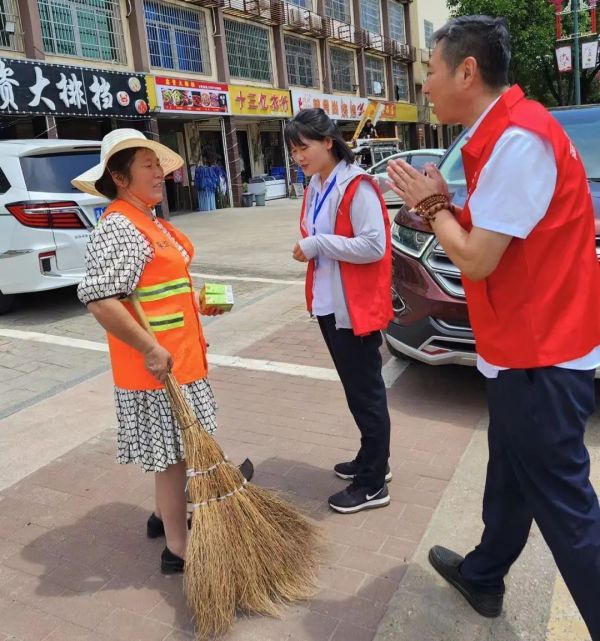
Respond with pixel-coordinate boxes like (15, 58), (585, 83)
(433, 15), (511, 89)
(284, 109), (354, 164)
(94, 147), (138, 199)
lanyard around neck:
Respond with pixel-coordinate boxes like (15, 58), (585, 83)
(311, 176), (337, 235)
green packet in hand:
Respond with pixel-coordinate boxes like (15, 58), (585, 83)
(200, 283), (234, 312)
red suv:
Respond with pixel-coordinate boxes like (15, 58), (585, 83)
(385, 105), (600, 366)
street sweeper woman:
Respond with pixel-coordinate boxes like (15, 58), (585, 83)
(286, 108), (394, 515)
(73, 129), (251, 575)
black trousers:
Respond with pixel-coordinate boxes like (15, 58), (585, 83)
(460, 367), (600, 641)
(318, 314), (391, 490)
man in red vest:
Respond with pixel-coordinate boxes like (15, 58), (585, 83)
(387, 15), (600, 639)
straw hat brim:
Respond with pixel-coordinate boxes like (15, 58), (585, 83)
(71, 139), (184, 198)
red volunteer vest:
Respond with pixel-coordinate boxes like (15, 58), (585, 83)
(459, 85), (600, 368)
(300, 174), (393, 336)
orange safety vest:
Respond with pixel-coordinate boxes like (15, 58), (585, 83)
(299, 175), (393, 336)
(100, 199), (208, 390)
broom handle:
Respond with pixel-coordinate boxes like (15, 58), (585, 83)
(130, 295), (154, 336)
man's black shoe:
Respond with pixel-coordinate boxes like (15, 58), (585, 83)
(334, 460), (392, 483)
(328, 481), (390, 514)
(428, 546), (503, 618)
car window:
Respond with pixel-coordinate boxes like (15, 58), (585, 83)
(0, 167), (10, 194)
(370, 153), (407, 175)
(438, 107), (600, 203)
(20, 151), (100, 193)
(410, 154), (442, 171)
(555, 109), (600, 180)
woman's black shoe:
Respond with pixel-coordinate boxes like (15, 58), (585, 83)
(147, 513), (192, 539)
(239, 458), (254, 482)
(161, 547), (185, 575)
(147, 512), (165, 539)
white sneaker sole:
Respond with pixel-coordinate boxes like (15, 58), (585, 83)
(328, 495), (391, 514)
(335, 471), (393, 483)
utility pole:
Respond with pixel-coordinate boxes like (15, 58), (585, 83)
(573, 0), (582, 105)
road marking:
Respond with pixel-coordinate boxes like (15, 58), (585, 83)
(382, 355), (410, 388)
(0, 328), (411, 387)
(189, 272), (304, 286)
(208, 354), (339, 381)
(0, 328), (109, 352)
(0, 328), (339, 381)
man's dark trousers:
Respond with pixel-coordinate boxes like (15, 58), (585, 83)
(317, 314), (390, 490)
(460, 367), (600, 640)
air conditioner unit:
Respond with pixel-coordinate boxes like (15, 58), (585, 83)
(289, 6), (305, 26)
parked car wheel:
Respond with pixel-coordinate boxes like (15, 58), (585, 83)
(0, 292), (16, 315)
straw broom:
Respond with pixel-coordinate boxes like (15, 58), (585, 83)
(130, 296), (320, 639)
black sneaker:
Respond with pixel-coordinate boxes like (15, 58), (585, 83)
(334, 460), (392, 483)
(161, 547), (185, 575)
(328, 482), (390, 514)
(428, 546), (503, 618)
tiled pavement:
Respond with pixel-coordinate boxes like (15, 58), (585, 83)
(0, 320), (486, 641)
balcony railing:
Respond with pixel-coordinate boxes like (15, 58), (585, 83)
(221, 0), (284, 25)
(186, 0), (225, 7)
(389, 40), (416, 62)
(324, 16), (360, 47)
(283, 2), (326, 37)
(0, 0), (23, 53)
(357, 29), (386, 53)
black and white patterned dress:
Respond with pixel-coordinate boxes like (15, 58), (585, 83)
(78, 213), (217, 473)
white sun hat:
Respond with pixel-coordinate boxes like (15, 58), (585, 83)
(71, 128), (184, 198)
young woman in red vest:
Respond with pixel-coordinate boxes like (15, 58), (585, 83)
(286, 109), (394, 514)
(388, 17), (600, 639)
(74, 130), (252, 574)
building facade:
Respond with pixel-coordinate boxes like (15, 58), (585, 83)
(0, 0), (427, 211)
(410, 0), (458, 148)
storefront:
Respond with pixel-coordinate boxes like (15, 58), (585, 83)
(229, 85), (293, 195)
(0, 57), (149, 140)
(146, 74), (232, 213)
(379, 102), (419, 150)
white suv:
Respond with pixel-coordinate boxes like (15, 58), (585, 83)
(0, 139), (107, 313)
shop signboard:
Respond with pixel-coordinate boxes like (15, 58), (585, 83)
(229, 85), (292, 118)
(290, 89), (368, 121)
(148, 76), (231, 115)
(0, 58), (148, 117)
(380, 101), (418, 123)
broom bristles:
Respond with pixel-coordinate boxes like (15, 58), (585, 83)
(164, 373), (321, 640)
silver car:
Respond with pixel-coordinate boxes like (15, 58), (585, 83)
(367, 148), (446, 207)
(0, 139), (107, 313)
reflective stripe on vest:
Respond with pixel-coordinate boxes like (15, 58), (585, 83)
(136, 277), (193, 302)
(147, 312), (185, 332)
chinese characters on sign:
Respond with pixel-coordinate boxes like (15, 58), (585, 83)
(290, 89), (368, 121)
(0, 58), (148, 117)
(229, 85), (292, 117)
(150, 76), (231, 115)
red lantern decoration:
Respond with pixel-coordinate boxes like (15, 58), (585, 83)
(548, 0), (564, 39)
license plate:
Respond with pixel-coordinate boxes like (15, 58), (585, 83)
(94, 206), (106, 222)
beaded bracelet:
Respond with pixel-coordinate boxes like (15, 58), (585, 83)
(413, 193), (454, 225)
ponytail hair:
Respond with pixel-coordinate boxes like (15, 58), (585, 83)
(284, 108), (355, 164)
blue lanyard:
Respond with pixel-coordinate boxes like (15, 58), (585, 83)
(311, 176), (337, 235)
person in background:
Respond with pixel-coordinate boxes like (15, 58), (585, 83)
(387, 16), (600, 639)
(286, 108), (393, 514)
(73, 129), (252, 575)
(361, 119), (378, 139)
